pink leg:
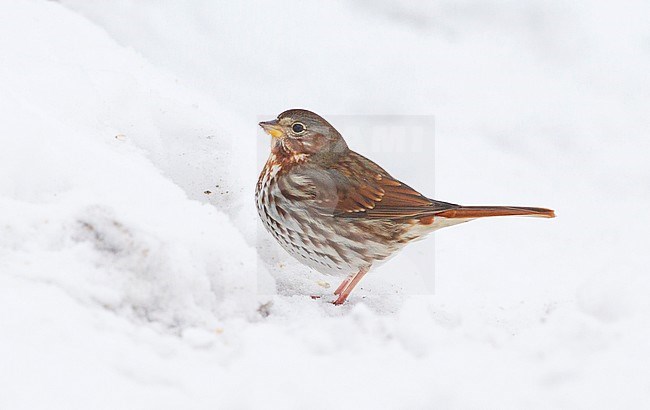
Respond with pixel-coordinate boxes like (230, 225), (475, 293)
(334, 275), (353, 295)
(333, 268), (368, 305)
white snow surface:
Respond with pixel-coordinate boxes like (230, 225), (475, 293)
(2, 0), (650, 408)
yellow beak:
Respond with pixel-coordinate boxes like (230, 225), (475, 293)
(259, 120), (284, 138)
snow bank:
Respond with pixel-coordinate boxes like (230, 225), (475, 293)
(0, 0), (268, 327)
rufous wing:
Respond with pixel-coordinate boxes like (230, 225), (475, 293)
(299, 151), (554, 221)
(324, 152), (458, 219)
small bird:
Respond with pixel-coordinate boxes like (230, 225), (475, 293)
(256, 109), (554, 305)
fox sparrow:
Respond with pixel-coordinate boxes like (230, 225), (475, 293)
(256, 109), (554, 305)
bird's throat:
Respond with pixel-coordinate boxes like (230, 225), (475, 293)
(271, 138), (310, 166)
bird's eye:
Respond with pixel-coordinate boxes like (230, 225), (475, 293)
(291, 122), (306, 134)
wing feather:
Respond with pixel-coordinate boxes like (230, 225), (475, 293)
(294, 151), (458, 220)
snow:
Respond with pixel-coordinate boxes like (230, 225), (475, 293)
(1, 0), (650, 408)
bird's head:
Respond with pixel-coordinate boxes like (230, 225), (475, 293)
(259, 109), (348, 158)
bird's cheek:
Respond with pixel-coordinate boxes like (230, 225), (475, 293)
(285, 138), (306, 153)
(300, 136), (328, 154)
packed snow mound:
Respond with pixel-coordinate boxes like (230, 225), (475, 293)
(0, 0), (268, 328)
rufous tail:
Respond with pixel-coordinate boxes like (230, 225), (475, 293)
(436, 206), (555, 219)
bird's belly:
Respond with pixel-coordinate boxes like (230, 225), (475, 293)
(256, 201), (350, 276)
(256, 180), (403, 276)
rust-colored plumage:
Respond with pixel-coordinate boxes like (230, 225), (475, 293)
(256, 109), (554, 304)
